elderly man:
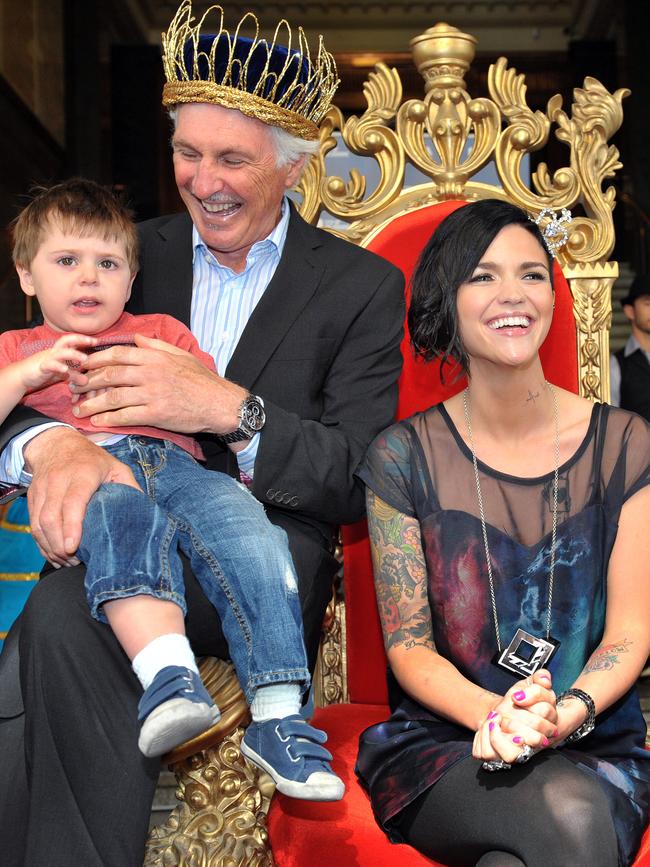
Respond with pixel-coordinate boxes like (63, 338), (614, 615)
(0, 3), (404, 864)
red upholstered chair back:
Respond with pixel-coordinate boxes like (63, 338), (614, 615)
(343, 199), (579, 706)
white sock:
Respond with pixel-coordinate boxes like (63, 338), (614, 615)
(132, 633), (198, 690)
(250, 683), (302, 722)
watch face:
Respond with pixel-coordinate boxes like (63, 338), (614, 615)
(242, 396), (266, 432)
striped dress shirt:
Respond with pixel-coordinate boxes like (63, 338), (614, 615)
(189, 199), (290, 477)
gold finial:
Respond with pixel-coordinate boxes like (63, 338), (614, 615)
(410, 23), (477, 92)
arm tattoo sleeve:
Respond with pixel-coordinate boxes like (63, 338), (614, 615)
(366, 489), (435, 653)
(581, 638), (633, 675)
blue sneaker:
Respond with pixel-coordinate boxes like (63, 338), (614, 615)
(137, 666), (221, 758)
(241, 714), (345, 801)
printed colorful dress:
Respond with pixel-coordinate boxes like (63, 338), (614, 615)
(356, 402), (650, 866)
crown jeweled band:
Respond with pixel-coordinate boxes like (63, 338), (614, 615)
(161, 1), (339, 140)
(532, 207), (572, 256)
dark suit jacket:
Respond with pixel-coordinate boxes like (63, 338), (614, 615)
(0, 204), (404, 662)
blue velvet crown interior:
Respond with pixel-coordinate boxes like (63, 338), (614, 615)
(180, 34), (312, 108)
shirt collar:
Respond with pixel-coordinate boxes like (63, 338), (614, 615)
(623, 334), (650, 358)
(192, 196), (290, 271)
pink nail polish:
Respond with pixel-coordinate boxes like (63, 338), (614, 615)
(487, 711), (498, 720)
(542, 737), (549, 746)
(553, 729), (559, 738)
(512, 736), (523, 744)
(513, 690), (526, 701)
(489, 722), (495, 732)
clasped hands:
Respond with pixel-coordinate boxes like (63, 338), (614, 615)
(472, 670), (558, 769)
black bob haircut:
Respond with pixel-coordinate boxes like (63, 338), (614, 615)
(407, 198), (554, 379)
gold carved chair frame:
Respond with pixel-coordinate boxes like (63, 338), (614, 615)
(144, 22), (627, 866)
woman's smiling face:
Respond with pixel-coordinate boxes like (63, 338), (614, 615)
(456, 224), (554, 371)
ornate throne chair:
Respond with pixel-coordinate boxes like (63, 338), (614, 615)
(146, 20), (650, 867)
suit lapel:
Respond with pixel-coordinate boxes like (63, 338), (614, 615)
(144, 214), (194, 327)
(225, 208), (325, 389)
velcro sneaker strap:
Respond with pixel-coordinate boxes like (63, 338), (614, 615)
(288, 741), (334, 762)
(137, 667), (196, 720)
(277, 717), (328, 743)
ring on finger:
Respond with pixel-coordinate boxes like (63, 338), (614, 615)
(515, 744), (535, 764)
(481, 759), (512, 772)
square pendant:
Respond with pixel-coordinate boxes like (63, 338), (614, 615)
(493, 629), (561, 678)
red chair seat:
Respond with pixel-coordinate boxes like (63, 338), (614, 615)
(267, 703), (442, 866)
(268, 704), (650, 866)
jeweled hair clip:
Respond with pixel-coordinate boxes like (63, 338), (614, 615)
(531, 207), (572, 257)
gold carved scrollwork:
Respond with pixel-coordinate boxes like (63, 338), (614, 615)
(297, 106), (342, 225)
(490, 58), (629, 265)
(299, 21), (628, 270)
(489, 58), (579, 212)
(397, 87), (499, 199)
(144, 728), (275, 867)
(550, 78), (629, 263)
(297, 63), (404, 224)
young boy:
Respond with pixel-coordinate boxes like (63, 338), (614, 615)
(0, 179), (344, 801)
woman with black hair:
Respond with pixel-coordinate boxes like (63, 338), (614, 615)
(356, 199), (650, 866)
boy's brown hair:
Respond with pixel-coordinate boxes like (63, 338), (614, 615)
(12, 178), (139, 272)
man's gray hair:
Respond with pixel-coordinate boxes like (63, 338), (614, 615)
(168, 107), (318, 174)
(268, 125), (319, 168)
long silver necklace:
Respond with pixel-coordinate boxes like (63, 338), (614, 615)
(462, 384), (561, 678)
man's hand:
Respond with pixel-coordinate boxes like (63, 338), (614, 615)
(23, 426), (141, 566)
(70, 333), (247, 435)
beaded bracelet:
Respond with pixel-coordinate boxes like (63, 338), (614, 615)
(557, 688), (596, 744)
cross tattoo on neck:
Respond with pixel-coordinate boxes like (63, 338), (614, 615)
(526, 389), (540, 404)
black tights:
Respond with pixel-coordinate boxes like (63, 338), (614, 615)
(395, 752), (619, 867)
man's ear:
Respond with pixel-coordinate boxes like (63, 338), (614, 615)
(284, 154), (308, 190)
(15, 264), (36, 297)
(622, 303), (634, 324)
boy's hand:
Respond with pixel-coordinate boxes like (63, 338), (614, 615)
(22, 333), (98, 393)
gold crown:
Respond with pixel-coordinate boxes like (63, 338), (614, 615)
(161, 1), (339, 140)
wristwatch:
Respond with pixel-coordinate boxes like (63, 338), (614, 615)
(218, 394), (266, 443)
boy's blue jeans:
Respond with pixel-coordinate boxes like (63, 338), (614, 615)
(77, 436), (310, 702)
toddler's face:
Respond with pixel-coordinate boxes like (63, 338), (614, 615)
(16, 224), (135, 334)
